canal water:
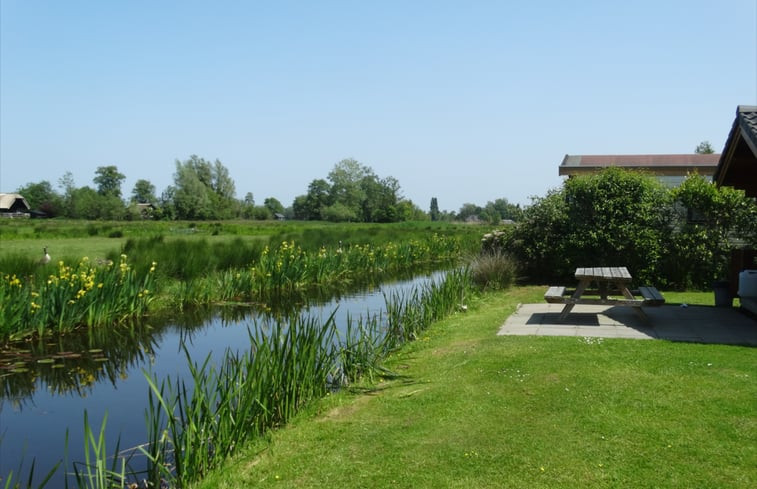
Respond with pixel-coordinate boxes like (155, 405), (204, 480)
(0, 271), (444, 485)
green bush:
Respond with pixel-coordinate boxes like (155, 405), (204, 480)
(492, 169), (757, 289)
(664, 175), (757, 289)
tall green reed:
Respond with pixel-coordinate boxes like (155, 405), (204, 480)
(139, 313), (338, 487)
(0, 255), (155, 341)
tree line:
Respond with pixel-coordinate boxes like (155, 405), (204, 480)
(14, 156), (520, 223)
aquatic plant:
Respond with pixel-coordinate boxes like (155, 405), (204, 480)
(139, 313), (338, 486)
(0, 255), (155, 341)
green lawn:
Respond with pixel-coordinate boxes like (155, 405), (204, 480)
(195, 286), (757, 488)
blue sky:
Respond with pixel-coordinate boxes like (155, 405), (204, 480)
(1, 1), (756, 212)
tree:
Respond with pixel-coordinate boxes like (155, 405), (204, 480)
(328, 159), (371, 218)
(94, 165), (126, 198)
(430, 197), (440, 221)
(457, 203), (483, 221)
(484, 198), (521, 222)
(16, 180), (63, 216)
(666, 175), (757, 288)
(264, 197), (285, 216)
(131, 179), (157, 204)
(172, 155), (238, 219)
(58, 171), (76, 217)
(70, 186), (125, 220)
(695, 141), (715, 154)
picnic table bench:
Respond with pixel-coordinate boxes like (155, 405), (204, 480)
(544, 267), (664, 322)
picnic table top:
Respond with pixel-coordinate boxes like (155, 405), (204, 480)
(575, 267), (631, 281)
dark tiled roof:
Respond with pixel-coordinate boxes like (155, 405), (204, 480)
(561, 154), (721, 168)
(714, 105), (757, 194)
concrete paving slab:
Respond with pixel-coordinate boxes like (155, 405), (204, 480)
(498, 303), (757, 346)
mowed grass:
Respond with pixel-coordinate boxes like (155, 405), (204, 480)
(195, 287), (757, 489)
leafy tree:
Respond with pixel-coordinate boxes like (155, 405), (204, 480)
(94, 165), (126, 198)
(456, 203), (484, 221)
(16, 180), (63, 216)
(264, 197), (285, 216)
(251, 205), (272, 220)
(131, 179), (157, 204)
(395, 200), (428, 221)
(58, 171), (76, 217)
(172, 155), (238, 219)
(322, 202), (359, 222)
(360, 175), (401, 222)
(665, 175), (757, 288)
(302, 178), (332, 220)
(484, 198), (522, 222)
(430, 197), (440, 221)
(328, 159), (371, 218)
(241, 192), (256, 219)
(70, 186), (125, 220)
(695, 141), (715, 154)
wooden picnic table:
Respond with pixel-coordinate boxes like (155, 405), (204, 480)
(544, 267), (664, 322)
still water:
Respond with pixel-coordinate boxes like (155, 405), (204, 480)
(0, 271), (444, 485)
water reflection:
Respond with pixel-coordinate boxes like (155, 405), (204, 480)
(0, 271), (445, 484)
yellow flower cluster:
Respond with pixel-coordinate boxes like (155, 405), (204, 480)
(4, 274), (23, 288)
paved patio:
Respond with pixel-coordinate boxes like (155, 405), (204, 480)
(498, 303), (757, 346)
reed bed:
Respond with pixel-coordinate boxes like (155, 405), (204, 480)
(0, 255), (155, 342)
(176, 234), (466, 306)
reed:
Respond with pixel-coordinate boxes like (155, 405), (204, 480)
(65, 412), (127, 489)
(0, 255), (155, 341)
(139, 313), (338, 486)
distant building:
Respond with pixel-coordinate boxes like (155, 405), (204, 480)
(0, 193), (31, 218)
(559, 154), (721, 187)
(714, 105), (757, 198)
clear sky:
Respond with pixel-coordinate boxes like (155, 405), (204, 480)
(1, 1), (756, 213)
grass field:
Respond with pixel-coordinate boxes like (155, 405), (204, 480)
(193, 287), (757, 489)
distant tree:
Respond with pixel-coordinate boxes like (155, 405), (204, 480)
(94, 165), (126, 198)
(17, 180), (63, 216)
(264, 197), (285, 216)
(131, 179), (157, 204)
(251, 205), (272, 220)
(430, 197), (440, 221)
(321, 202), (359, 222)
(695, 141), (715, 154)
(395, 200), (428, 221)
(328, 159), (371, 218)
(158, 186), (176, 220)
(241, 192), (256, 219)
(484, 198), (522, 222)
(457, 203), (483, 221)
(172, 155), (238, 219)
(304, 178), (332, 220)
(70, 186), (125, 220)
(360, 175), (401, 222)
(58, 171), (76, 217)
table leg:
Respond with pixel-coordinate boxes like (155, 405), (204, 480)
(620, 285), (649, 322)
(560, 279), (590, 320)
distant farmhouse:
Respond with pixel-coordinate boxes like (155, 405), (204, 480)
(559, 153), (721, 187)
(714, 105), (757, 198)
(0, 193), (31, 218)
